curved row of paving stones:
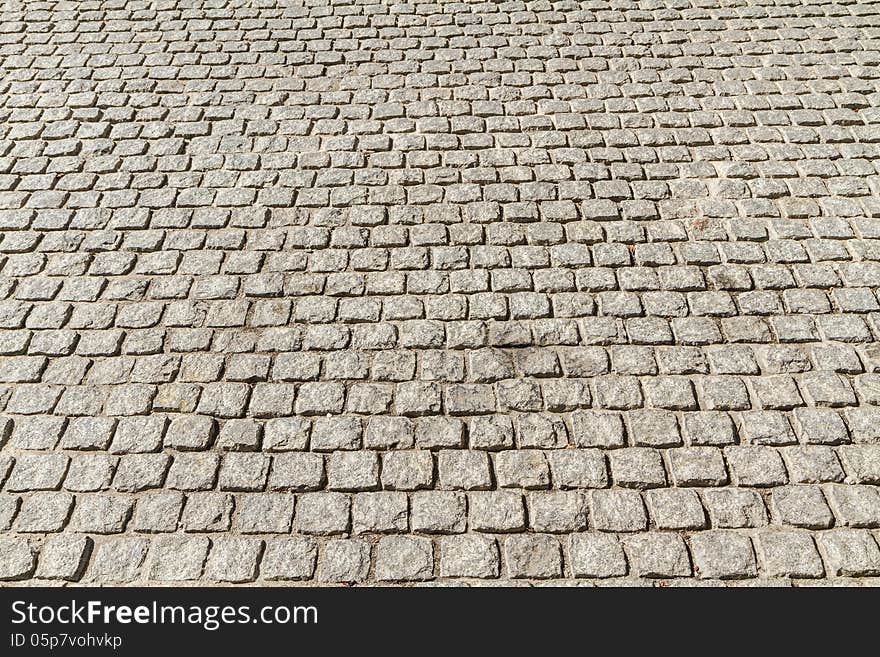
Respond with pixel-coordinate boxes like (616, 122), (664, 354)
(5, 525), (880, 584)
(1, 0), (880, 584)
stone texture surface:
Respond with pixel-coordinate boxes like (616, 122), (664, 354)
(1, 0), (879, 586)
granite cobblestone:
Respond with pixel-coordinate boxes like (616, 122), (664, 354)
(1, 0), (880, 586)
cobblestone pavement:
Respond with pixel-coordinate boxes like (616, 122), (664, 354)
(1, 0), (879, 587)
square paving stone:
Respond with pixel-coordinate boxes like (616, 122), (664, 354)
(690, 531), (757, 580)
(439, 535), (499, 579)
(504, 535), (562, 579)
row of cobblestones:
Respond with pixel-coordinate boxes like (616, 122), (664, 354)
(1, 0), (879, 585)
(6, 526), (880, 583)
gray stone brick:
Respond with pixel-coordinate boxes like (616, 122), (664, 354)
(817, 530), (880, 577)
(702, 489), (767, 528)
(469, 491), (525, 533)
(844, 408), (880, 444)
(0, 458), (11, 492)
(505, 535), (562, 579)
(9, 416), (65, 450)
(268, 453), (325, 491)
(527, 491), (588, 533)
(683, 412), (737, 446)
(110, 416), (167, 454)
(590, 490), (647, 532)
(741, 411), (797, 446)
(363, 416), (414, 449)
(646, 489), (707, 530)
(216, 419), (262, 451)
(317, 539), (371, 583)
(310, 416), (362, 452)
(204, 537), (262, 583)
(494, 450), (550, 489)
(263, 417), (311, 452)
(690, 531), (757, 579)
(70, 494), (132, 533)
(437, 450), (492, 490)
(166, 453), (219, 491)
(35, 534), (91, 581)
(327, 451), (380, 492)
(439, 534), (499, 579)
(218, 453), (270, 492)
(771, 486), (834, 529)
(5, 453), (69, 491)
(236, 493), (295, 534)
(62, 453), (116, 492)
(594, 376), (643, 410)
(381, 451), (433, 490)
(182, 493), (234, 533)
(15, 492), (74, 532)
(352, 492), (408, 534)
(571, 410), (626, 448)
(248, 383), (296, 418)
(295, 492), (350, 535)
(165, 415), (216, 450)
(725, 446), (787, 487)
(411, 491), (466, 533)
(569, 533), (628, 579)
(86, 537), (149, 583)
(781, 447), (845, 484)
(756, 530), (824, 579)
(261, 537), (318, 581)
(516, 413), (569, 449)
(132, 492), (184, 533)
(295, 382), (345, 415)
(840, 446), (880, 484)
(395, 381), (442, 416)
(793, 408), (849, 445)
(149, 535), (210, 581)
(700, 376), (750, 411)
(609, 448), (667, 489)
(0, 537), (36, 581)
(826, 484), (880, 528)
(627, 409), (682, 447)
(415, 416), (466, 449)
(667, 447), (728, 487)
(468, 415), (515, 450)
(376, 536), (434, 581)
(625, 534), (691, 578)
(548, 449), (608, 489)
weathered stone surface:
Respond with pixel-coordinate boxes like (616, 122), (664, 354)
(590, 490), (647, 532)
(505, 535), (562, 579)
(352, 492), (408, 535)
(756, 530), (824, 579)
(646, 489), (706, 530)
(261, 537), (318, 581)
(4, 0), (880, 586)
(817, 530), (880, 577)
(439, 535), (499, 579)
(690, 532), (757, 580)
(625, 534), (692, 578)
(149, 535), (210, 581)
(132, 493), (184, 533)
(295, 493), (350, 535)
(85, 538), (149, 583)
(35, 534), (91, 581)
(375, 536), (434, 582)
(317, 540), (371, 584)
(411, 492), (466, 534)
(204, 538), (262, 583)
(569, 534), (628, 579)
(0, 537), (36, 581)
